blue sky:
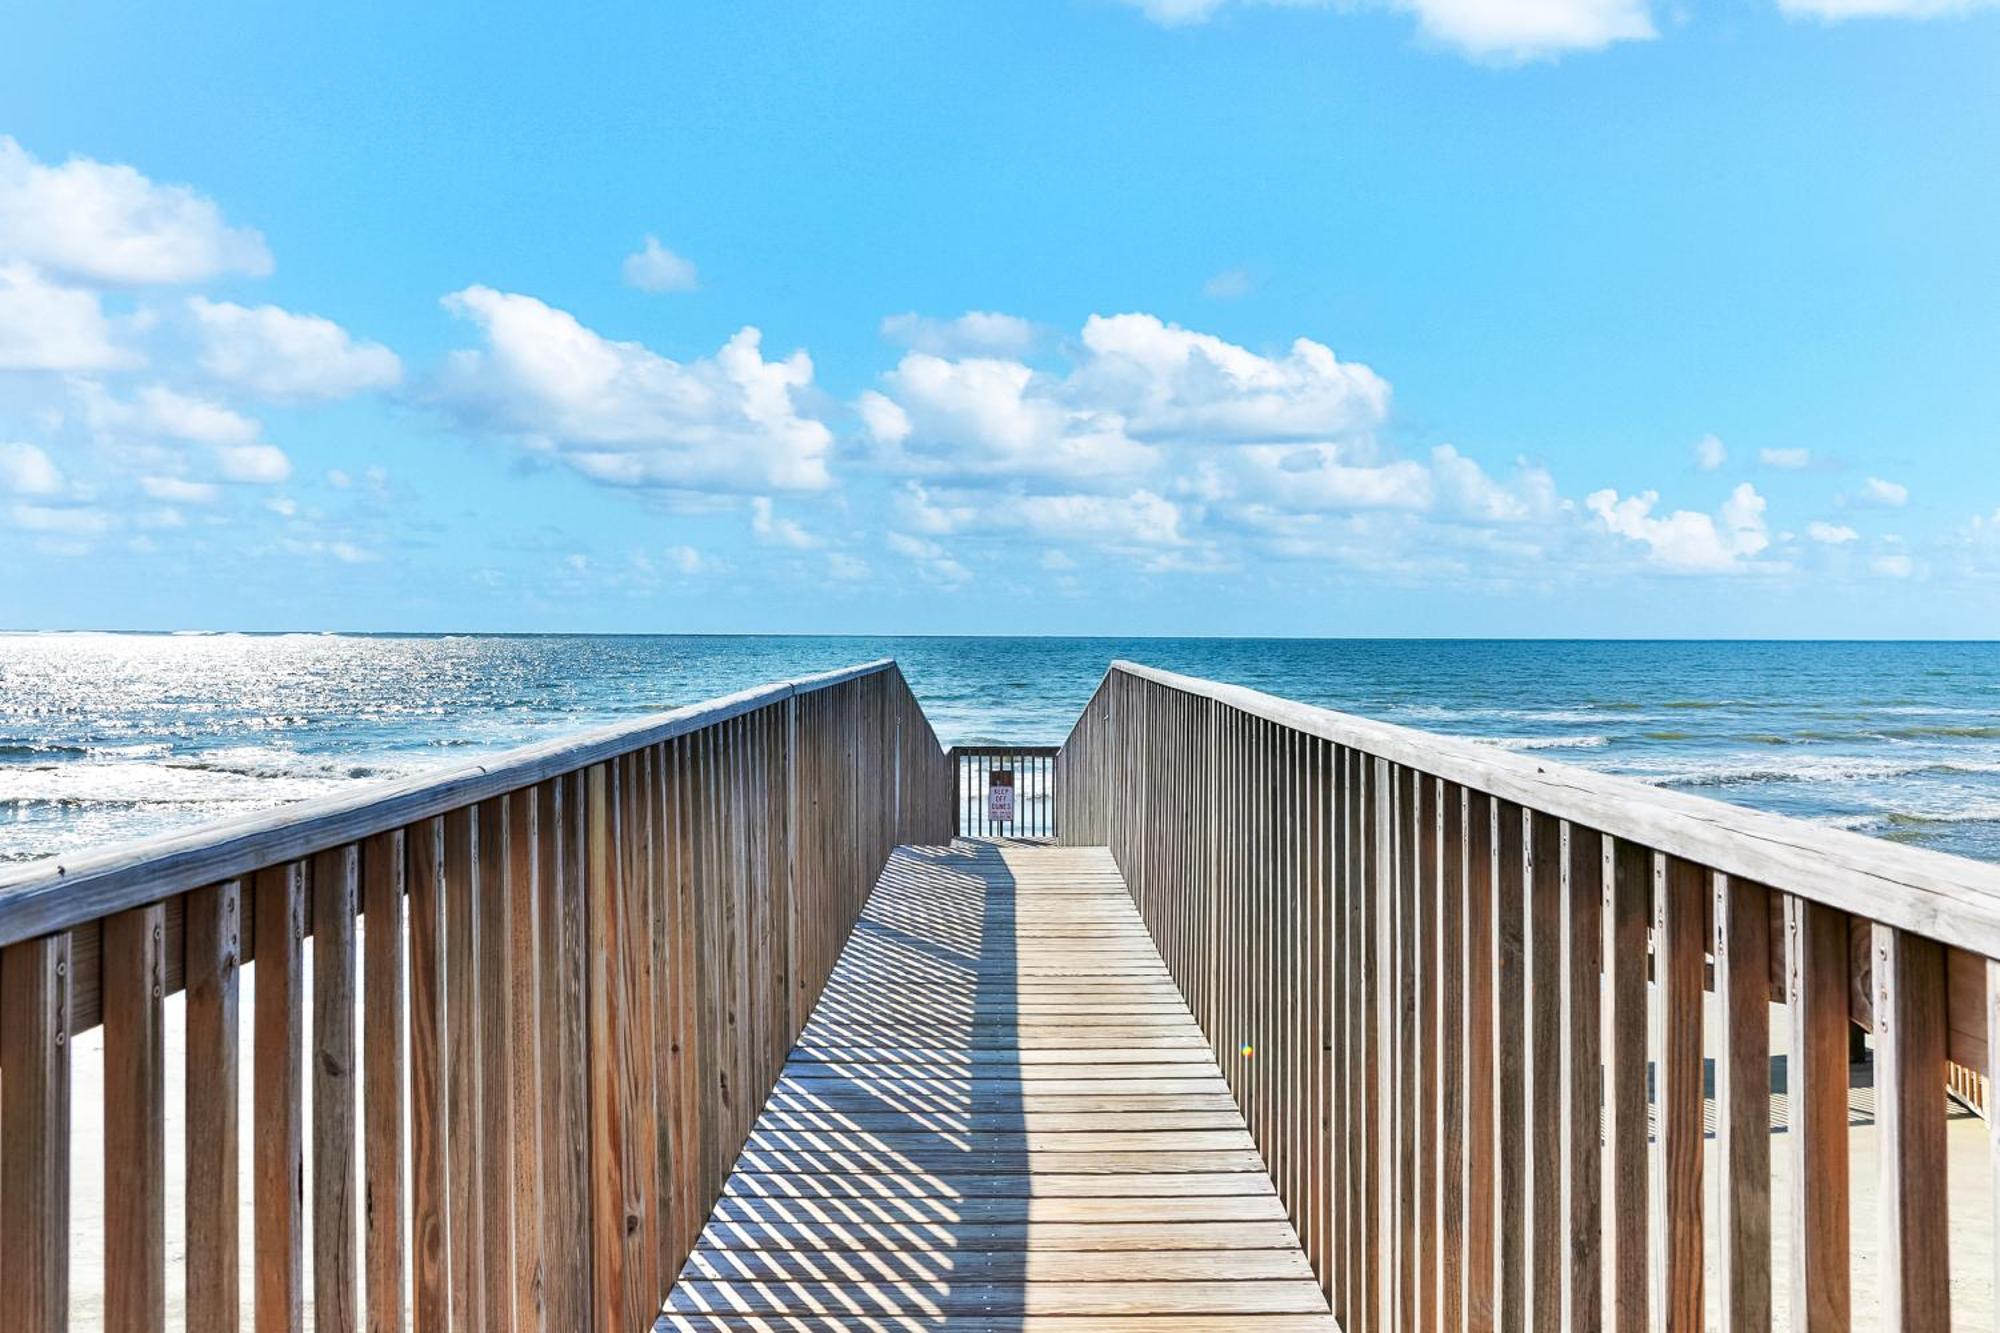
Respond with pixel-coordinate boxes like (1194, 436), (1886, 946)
(1, 0), (1996, 635)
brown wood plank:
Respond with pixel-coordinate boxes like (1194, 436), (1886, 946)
(1561, 825), (1603, 1333)
(255, 861), (306, 1333)
(184, 881), (242, 1333)
(1785, 895), (1851, 1332)
(104, 902), (167, 1333)
(1495, 801), (1527, 1333)
(1652, 855), (1705, 1333)
(1, 931), (72, 1333)
(475, 796), (518, 1333)
(443, 805), (484, 1333)
(313, 845), (361, 1333)
(1872, 923), (1951, 1329)
(1604, 838), (1650, 1333)
(1716, 875), (1772, 1333)
(1439, 780), (1466, 1333)
(1464, 790), (1497, 1333)
(505, 786), (544, 1333)
(408, 817), (451, 1333)
(1525, 811), (1561, 1333)
(363, 831), (408, 1333)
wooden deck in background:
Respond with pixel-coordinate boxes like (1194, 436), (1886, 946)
(659, 840), (1337, 1330)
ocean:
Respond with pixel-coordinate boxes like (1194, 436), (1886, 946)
(3, 633), (1999, 867)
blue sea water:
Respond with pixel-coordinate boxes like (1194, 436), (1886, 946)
(3, 633), (1999, 866)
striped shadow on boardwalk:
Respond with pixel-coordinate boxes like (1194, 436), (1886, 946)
(659, 840), (1337, 1330)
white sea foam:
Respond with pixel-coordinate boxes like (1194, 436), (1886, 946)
(1480, 734), (1612, 751)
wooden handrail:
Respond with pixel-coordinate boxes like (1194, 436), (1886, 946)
(0, 659), (898, 948)
(1104, 659), (2000, 957)
(1056, 659), (2000, 1332)
(0, 660), (955, 1333)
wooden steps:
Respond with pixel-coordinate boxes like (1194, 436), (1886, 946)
(658, 840), (1337, 1330)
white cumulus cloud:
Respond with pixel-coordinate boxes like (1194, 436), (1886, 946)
(433, 286), (833, 494)
(885, 531), (972, 585)
(859, 312), (1388, 487)
(1074, 313), (1389, 444)
(881, 311), (1037, 357)
(213, 443), (292, 484)
(750, 496), (819, 549)
(1760, 447), (1811, 469)
(127, 384), (262, 446)
(1871, 552), (1916, 578)
(0, 262), (133, 370)
(188, 297), (401, 401)
(622, 236), (699, 293)
(1693, 434), (1727, 472)
(1807, 520), (1858, 544)
(1856, 476), (1909, 507)
(0, 136), (270, 286)
(139, 474), (221, 504)
(1114, 0), (1654, 59)
(1398, 0), (1653, 59)
(1586, 482), (1772, 573)
(1202, 269), (1254, 300)
(1779, 0), (1996, 18)
(0, 442), (63, 495)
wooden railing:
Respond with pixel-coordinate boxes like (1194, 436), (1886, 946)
(949, 745), (1059, 839)
(1056, 660), (2000, 1332)
(0, 660), (951, 1333)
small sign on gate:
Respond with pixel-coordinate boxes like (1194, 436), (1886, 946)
(987, 770), (1016, 825)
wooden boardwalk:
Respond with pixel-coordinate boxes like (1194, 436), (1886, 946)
(660, 840), (1338, 1330)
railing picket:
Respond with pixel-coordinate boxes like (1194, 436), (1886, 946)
(1873, 923), (1952, 1328)
(1785, 894), (1851, 1332)
(1418, 770), (1439, 1333)
(1397, 766), (1420, 1333)
(1495, 801), (1527, 1333)
(1361, 752), (1382, 1332)
(545, 775), (593, 1332)
(1526, 811), (1562, 1333)
(443, 805), (484, 1333)
(1561, 825), (1603, 1333)
(312, 844), (361, 1333)
(1604, 839), (1650, 1333)
(104, 902), (167, 1333)
(254, 861), (306, 1333)
(363, 832), (407, 1333)
(1716, 874), (1773, 1333)
(0, 930), (71, 1333)
(1652, 855), (1705, 1333)
(506, 788), (544, 1333)
(184, 881), (241, 1333)
(408, 817), (450, 1331)
(1464, 790), (1497, 1333)
(475, 796), (518, 1333)
(1332, 743), (1352, 1328)
(1439, 780), (1466, 1333)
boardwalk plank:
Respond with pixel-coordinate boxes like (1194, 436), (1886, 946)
(664, 841), (1337, 1327)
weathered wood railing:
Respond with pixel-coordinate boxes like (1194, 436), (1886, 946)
(1056, 660), (2000, 1331)
(0, 660), (951, 1333)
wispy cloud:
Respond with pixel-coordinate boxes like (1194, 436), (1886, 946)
(622, 235), (699, 293)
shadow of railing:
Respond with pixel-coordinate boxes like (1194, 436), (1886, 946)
(664, 841), (1029, 1328)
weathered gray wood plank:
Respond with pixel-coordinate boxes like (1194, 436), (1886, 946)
(664, 841), (1337, 1327)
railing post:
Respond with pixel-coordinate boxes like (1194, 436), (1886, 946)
(1, 930), (72, 1333)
